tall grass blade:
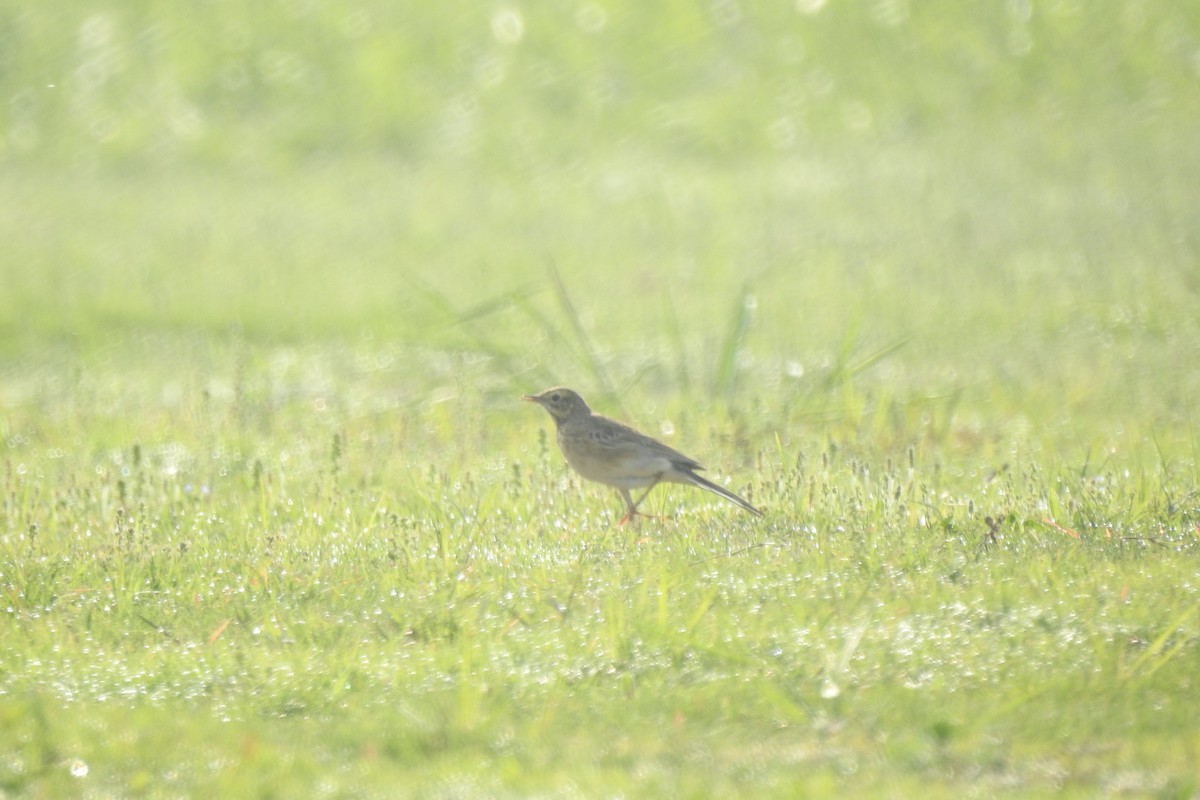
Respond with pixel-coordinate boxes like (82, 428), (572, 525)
(406, 277), (555, 391)
(820, 315), (863, 391)
(547, 259), (620, 409)
(846, 334), (913, 378)
(1122, 601), (1200, 681)
(662, 293), (692, 395)
(713, 285), (754, 398)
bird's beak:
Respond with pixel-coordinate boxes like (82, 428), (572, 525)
(521, 394), (539, 403)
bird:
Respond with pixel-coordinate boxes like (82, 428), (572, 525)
(523, 387), (763, 524)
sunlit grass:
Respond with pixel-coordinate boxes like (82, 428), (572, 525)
(4, 0), (1200, 796)
(4, 355), (1198, 795)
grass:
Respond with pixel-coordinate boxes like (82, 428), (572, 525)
(3, 1), (1200, 796)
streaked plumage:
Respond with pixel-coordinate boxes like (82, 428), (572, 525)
(524, 387), (763, 524)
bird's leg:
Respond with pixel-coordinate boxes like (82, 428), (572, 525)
(617, 488), (639, 525)
(618, 478), (666, 525)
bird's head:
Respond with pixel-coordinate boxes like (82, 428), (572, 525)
(522, 387), (591, 423)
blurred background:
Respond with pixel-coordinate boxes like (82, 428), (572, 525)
(5, 7), (1200, 793)
(2, 1), (1198, 455)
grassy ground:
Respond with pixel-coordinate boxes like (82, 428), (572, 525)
(3, 1), (1200, 796)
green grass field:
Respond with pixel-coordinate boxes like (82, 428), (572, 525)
(3, 1), (1200, 796)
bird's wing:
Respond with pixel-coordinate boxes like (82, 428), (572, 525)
(585, 415), (705, 472)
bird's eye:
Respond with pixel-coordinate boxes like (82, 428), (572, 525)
(551, 392), (561, 402)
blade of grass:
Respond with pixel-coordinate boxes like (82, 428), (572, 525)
(713, 285), (754, 398)
(405, 277), (555, 391)
(820, 315), (863, 391)
(547, 259), (621, 411)
(1121, 600), (1200, 681)
(846, 333), (914, 378)
(662, 292), (692, 395)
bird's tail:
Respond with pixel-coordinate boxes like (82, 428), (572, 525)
(687, 471), (764, 517)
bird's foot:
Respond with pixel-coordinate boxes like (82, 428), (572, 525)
(618, 510), (671, 526)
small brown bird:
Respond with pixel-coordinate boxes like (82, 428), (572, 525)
(523, 387), (763, 524)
